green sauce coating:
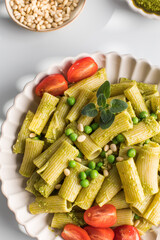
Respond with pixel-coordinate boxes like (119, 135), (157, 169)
(132, 0), (160, 15)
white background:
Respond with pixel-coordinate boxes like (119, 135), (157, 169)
(1, 0), (160, 239)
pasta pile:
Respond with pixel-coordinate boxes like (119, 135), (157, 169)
(13, 68), (160, 236)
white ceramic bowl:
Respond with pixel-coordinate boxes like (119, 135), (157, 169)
(1, 52), (160, 240)
(5, 0), (86, 32)
(125, 0), (160, 20)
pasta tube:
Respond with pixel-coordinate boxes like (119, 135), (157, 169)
(75, 173), (104, 210)
(34, 173), (64, 198)
(112, 209), (134, 227)
(119, 143), (141, 160)
(29, 195), (72, 214)
(90, 111), (133, 148)
(110, 82), (134, 97)
(66, 89), (94, 122)
(66, 123), (102, 160)
(58, 163), (88, 202)
(25, 171), (41, 196)
(19, 138), (44, 178)
(108, 191), (129, 210)
(116, 158), (145, 203)
(143, 190), (160, 225)
(40, 141), (79, 185)
(51, 212), (85, 229)
(123, 116), (160, 146)
(64, 68), (107, 98)
(29, 93), (59, 135)
(124, 84), (149, 115)
(151, 96), (160, 120)
(130, 195), (154, 216)
(96, 167), (122, 207)
(33, 134), (72, 168)
(13, 110), (34, 154)
(136, 146), (160, 195)
(127, 101), (136, 118)
(45, 96), (71, 142)
(135, 218), (152, 236)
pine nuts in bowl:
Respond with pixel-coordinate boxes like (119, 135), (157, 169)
(5, 0), (86, 31)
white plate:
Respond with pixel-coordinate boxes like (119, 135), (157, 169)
(0, 52), (160, 240)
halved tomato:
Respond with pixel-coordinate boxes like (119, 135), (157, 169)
(84, 226), (114, 240)
(35, 74), (68, 97)
(61, 224), (91, 240)
(67, 57), (98, 83)
(84, 204), (117, 228)
(114, 225), (140, 240)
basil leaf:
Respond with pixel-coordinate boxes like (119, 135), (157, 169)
(99, 114), (115, 129)
(110, 99), (128, 114)
(97, 93), (106, 108)
(81, 103), (98, 117)
(97, 81), (110, 99)
(100, 109), (113, 123)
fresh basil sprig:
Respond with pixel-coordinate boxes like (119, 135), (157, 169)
(81, 81), (128, 129)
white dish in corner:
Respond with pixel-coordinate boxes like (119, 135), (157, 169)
(1, 52), (160, 240)
(125, 0), (160, 20)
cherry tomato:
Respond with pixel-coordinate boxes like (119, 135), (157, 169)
(84, 204), (117, 228)
(84, 226), (114, 240)
(67, 57), (98, 83)
(114, 225), (140, 240)
(35, 74), (68, 97)
(61, 224), (91, 240)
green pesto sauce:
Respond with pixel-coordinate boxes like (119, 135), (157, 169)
(132, 0), (160, 15)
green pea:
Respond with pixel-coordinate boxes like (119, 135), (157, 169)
(127, 148), (136, 158)
(139, 111), (149, 119)
(90, 170), (99, 179)
(88, 161), (96, 170)
(65, 128), (74, 136)
(69, 160), (76, 168)
(91, 122), (99, 131)
(79, 171), (87, 180)
(67, 97), (76, 106)
(33, 137), (40, 140)
(144, 139), (150, 144)
(80, 179), (89, 188)
(107, 155), (115, 164)
(112, 137), (119, 145)
(134, 214), (140, 220)
(84, 126), (93, 135)
(116, 134), (125, 143)
(69, 133), (78, 142)
(150, 113), (158, 120)
(85, 169), (92, 176)
(100, 151), (106, 158)
(132, 117), (139, 125)
(97, 162), (103, 168)
(95, 166), (100, 171)
(77, 150), (83, 158)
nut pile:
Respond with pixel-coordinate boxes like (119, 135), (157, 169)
(10, 0), (79, 30)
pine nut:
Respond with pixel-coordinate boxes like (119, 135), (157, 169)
(29, 133), (36, 138)
(64, 168), (70, 176)
(75, 157), (82, 163)
(116, 156), (124, 162)
(77, 135), (86, 143)
(110, 144), (117, 152)
(105, 150), (113, 157)
(103, 169), (109, 177)
(77, 123), (84, 132)
(55, 184), (61, 190)
(104, 144), (109, 152)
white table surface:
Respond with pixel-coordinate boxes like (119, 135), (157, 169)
(1, 0), (160, 239)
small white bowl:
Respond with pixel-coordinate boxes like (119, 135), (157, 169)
(125, 0), (160, 20)
(5, 0), (86, 32)
(1, 52), (160, 240)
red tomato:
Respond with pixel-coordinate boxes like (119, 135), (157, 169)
(35, 74), (68, 97)
(84, 204), (117, 228)
(84, 226), (114, 240)
(61, 224), (91, 240)
(67, 57), (98, 83)
(114, 225), (140, 240)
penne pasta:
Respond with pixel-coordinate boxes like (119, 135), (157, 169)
(112, 209), (134, 227)
(108, 191), (129, 210)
